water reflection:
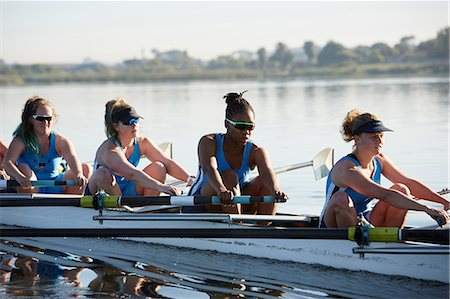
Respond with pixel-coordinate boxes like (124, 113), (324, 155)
(1, 237), (448, 299)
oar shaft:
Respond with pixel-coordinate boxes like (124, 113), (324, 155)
(0, 198), (82, 207)
(401, 229), (449, 245)
(119, 195), (280, 207)
(0, 180), (77, 188)
(0, 195), (280, 208)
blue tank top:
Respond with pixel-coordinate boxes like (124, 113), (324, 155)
(189, 134), (253, 195)
(111, 138), (141, 193)
(319, 154), (382, 225)
(16, 132), (64, 180)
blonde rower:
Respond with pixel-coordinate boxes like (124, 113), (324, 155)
(87, 97), (190, 196)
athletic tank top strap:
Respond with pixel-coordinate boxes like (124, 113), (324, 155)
(113, 137), (141, 167)
(215, 134), (231, 172)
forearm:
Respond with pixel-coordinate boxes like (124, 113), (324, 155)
(165, 160), (190, 182)
(65, 156), (83, 177)
(129, 170), (165, 192)
(406, 179), (449, 206)
(205, 168), (227, 194)
(3, 161), (27, 180)
(383, 189), (433, 214)
(261, 169), (280, 193)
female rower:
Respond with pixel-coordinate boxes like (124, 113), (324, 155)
(3, 96), (90, 194)
(188, 91), (288, 214)
(86, 97), (189, 196)
(319, 109), (449, 228)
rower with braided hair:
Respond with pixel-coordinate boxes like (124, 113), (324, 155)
(188, 91), (288, 215)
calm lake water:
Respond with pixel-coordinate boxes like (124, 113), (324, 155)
(0, 77), (449, 298)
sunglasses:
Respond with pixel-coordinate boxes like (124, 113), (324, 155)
(121, 118), (140, 126)
(226, 118), (255, 131)
(32, 115), (53, 122)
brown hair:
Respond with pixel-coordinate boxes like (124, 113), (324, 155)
(104, 97), (133, 138)
(340, 109), (379, 142)
(13, 96), (56, 153)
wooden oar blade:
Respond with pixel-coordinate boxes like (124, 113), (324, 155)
(312, 147), (334, 181)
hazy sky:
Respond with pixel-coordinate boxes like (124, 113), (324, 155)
(1, 1), (448, 64)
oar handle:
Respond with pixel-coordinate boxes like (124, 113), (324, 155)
(0, 179), (77, 188)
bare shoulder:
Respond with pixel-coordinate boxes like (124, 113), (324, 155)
(137, 136), (151, 144)
(375, 152), (387, 162)
(97, 139), (121, 165)
(54, 132), (71, 145)
(137, 136), (152, 148)
(333, 157), (358, 173)
(249, 140), (261, 151)
(198, 134), (218, 156)
(374, 152), (393, 168)
(199, 133), (217, 146)
(97, 139), (117, 155)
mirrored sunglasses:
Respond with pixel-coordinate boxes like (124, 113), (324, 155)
(226, 118), (255, 131)
(32, 115), (53, 122)
(121, 117), (140, 126)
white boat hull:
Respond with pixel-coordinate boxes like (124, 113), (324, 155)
(0, 206), (448, 283)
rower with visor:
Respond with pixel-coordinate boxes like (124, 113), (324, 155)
(2, 96), (91, 194)
(319, 109), (449, 228)
(86, 97), (191, 197)
(188, 91), (288, 216)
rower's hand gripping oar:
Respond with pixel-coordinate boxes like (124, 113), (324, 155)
(0, 179), (77, 189)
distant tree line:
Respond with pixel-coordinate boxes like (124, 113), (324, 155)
(0, 27), (448, 85)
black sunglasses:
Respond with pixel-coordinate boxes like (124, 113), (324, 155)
(32, 115), (53, 122)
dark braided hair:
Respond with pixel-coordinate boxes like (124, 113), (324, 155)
(223, 90), (254, 119)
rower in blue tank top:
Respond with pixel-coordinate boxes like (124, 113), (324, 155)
(189, 133), (253, 196)
(319, 109), (449, 228)
(3, 96), (90, 194)
(319, 153), (382, 227)
(86, 97), (190, 197)
(187, 91), (288, 215)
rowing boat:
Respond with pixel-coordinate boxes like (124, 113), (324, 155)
(0, 193), (448, 283)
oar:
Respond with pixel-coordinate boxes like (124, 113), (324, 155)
(0, 227), (447, 245)
(170, 147), (334, 186)
(272, 147), (334, 181)
(0, 194), (281, 208)
(0, 179), (77, 188)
